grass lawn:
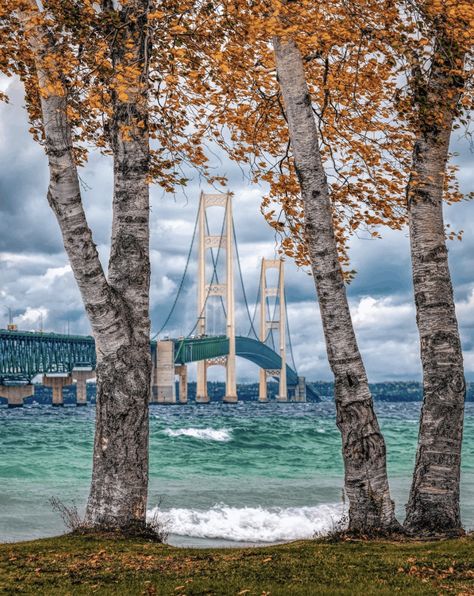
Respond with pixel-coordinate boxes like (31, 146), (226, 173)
(0, 535), (473, 595)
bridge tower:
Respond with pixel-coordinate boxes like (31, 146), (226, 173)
(258, 258), (287, 402)
(196, 192), (237, 404)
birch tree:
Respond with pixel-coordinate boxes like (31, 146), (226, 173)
(272, 35), (399, 533)
(395, 0), (474, 536)
(1, 0), (217, 532)
(8, 0), (153, 532)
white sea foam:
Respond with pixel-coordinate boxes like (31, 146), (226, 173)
(163, 427), (232, 442)
(148, 503), (345, 543)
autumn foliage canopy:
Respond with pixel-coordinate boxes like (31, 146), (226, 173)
(0, 0), (472, 267)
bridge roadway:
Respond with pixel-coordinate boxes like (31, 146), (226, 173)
(0, 329), (317, 399)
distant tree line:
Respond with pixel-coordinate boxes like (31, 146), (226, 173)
(311, 382), (474, 403)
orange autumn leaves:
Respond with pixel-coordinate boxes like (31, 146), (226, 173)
(195, 0), (473, 267)
(0, 0), (217, 188)
(1, 0), (472, 267)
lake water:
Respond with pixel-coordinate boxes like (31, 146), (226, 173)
(1, 401), (473, 546)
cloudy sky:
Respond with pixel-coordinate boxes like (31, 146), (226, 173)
(1, 77), (473, 382)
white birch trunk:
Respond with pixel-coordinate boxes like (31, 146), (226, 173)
(404, 47), (466, 536)
(273, 36), (399, 533)
(85, 1), (151, 531)
(22, 2), (152, 532)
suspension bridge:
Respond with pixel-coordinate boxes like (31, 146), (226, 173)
(0, 191), (317, 406)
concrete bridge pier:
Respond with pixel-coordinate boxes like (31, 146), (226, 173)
(0, 384), (35, 408)
(196, 361), (209, 403)
(293, 376), (307, 402)
(42, 374), (73, 406)
(150, 347), (159, 403)
(72, 369), (95, 406)
(175, 365), (188, 404)
(156, 340), (176, 404)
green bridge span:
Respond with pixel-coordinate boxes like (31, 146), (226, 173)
(0, 329), (318, 400)
(175, 335), (299, 384)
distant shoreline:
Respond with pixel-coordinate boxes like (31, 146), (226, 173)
(17, 380), (474, 405)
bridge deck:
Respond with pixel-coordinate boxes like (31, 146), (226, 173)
(0, 329), (318, 399)
(173, 335), (299, 385)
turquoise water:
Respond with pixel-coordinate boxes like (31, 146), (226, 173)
(1, 402), (473, 545)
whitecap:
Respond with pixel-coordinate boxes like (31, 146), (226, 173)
(148, 503), (345, 543)
(163, 427), (231, 442)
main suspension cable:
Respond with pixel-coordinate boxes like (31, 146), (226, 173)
(284, 287), (298, 373)
(152, 204), (200, 340)
(247, 281), (261, 339)
(232, 216), (259, 340)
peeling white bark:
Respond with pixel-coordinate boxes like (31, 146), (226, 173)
(85, 1), (151, 531)
(404, 48), (466, 536)
(273, 36), (398, 533)
(22, 2), (151, 532)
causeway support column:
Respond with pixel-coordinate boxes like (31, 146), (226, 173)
(42, 374), (73, 406)
(176, 364), (188, 404)
(258, 371), (268, 402)
(196, 363), (209, 403)
(72, 369), (95, 406)
(0, 384), (35, 408)
(156, 340), (176, 404)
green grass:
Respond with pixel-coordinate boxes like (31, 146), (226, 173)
(0, 535), (473, 595)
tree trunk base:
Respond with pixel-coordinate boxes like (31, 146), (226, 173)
(404, 496), (464, 538)
(70, 522), (166, 542)
(403, 527), (465, 540)
(404, 517), (465, 540)
(347, 519), (405, 539)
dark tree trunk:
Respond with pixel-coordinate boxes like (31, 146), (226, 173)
(404, 44), (466, 537)
(273, 36), (399, 534)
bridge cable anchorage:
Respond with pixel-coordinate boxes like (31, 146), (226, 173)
(187, 199), (228, 338)
(152, 202), (200, 340)
(205, 212), (227, 321)
(232, 215), (259, 340)
(284, 287), (298, 373)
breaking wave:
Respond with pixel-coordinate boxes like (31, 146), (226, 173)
(148, 503), (344, 543)
(163, 427), (232, 442)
